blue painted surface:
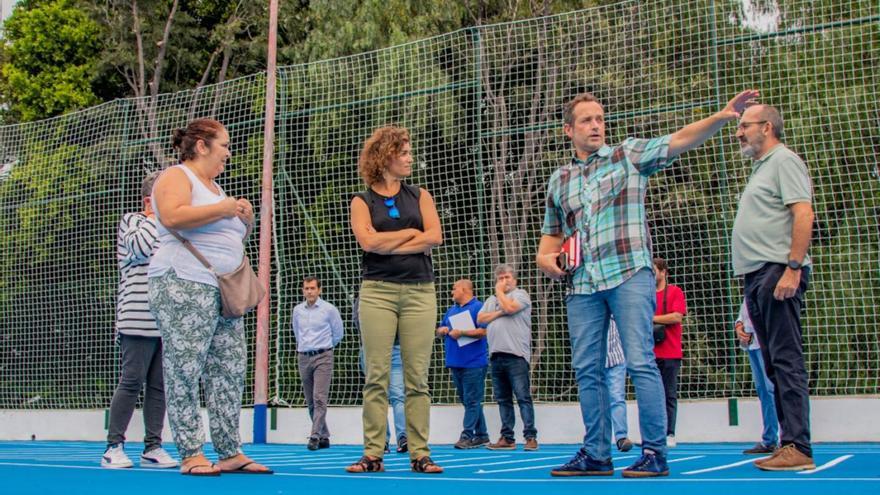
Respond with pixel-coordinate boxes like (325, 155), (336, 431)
(253, 403), (267, 444)
(1, 441), (877, 494)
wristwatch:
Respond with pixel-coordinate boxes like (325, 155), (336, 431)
(787, 259), (802, 270)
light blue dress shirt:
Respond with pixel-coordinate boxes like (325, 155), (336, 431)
(292, 297), (344, 352)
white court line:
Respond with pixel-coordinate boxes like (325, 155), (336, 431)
(613, 455), (704, 471)
(798, 455), (854, 475)
(477, 463), (562, 474)
(386, 454), (524, 472)
(301, 454), (455, 470)
(682, 456), (772, 475)
(269, 458), (377, 467)
(259, 455), (355, 464)
(476, 454), (637, 474)
(0, 461), (876, 483)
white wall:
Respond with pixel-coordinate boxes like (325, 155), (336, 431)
(2, 396), (878, 444)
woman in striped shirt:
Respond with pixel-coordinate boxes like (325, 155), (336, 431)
(102, 171), (178, 470)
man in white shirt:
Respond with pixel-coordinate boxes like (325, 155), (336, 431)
(292, 276), (344, 450)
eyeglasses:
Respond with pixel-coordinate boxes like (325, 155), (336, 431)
(384, 197), (400, 219)
(737, 120), (768, 131)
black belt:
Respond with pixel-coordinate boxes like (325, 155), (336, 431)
(300, 348), (332, 357)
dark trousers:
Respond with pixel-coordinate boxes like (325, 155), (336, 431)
(299, 350), (334, 439)
(450, 366), (489, 440)
(744, 263), (812, 457)
(107, 334), (166, 450)
(655, 358), (681, 436)
(490, 353), (537, 440)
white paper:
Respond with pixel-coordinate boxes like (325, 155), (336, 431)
(449, 311), (478, 347)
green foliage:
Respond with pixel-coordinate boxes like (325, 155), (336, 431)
(0, 0), (102, 121)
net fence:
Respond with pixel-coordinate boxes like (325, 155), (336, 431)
(0, 0), (877, 410)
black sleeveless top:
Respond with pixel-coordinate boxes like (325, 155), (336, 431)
(354, 183), (435, 283)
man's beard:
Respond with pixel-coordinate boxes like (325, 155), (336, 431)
(740, 135), (765, 159)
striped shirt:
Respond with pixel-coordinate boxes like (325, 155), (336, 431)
(606, 318), (625, 368)
(542, 136), (673, 294)
(116, 212), (160, 337)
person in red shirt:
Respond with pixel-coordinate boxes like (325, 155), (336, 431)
(652, 258), (687, 448)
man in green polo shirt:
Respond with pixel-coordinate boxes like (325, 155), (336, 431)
(731, 104), (815, 472)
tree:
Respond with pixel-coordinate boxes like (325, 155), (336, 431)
(0, 0), (103, 122)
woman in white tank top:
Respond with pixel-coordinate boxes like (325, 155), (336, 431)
(148, 118), (272, 476)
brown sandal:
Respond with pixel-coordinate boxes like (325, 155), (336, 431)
(346, 456), (384, 473)
(411, 456), (443, 474)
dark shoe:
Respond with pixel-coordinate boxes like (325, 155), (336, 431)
(318, 438), (330, 449)
(307, 437), (319, 451)
(396, 437), (408, 454)
(743, 442), (776, 455)
(621, 451), (670, 478)
(616, 437), (634, 452)
(455, 437), (487, 449)
(486, 437), (516, 450)
(524, 438), (539, 451)
(384, 442), (391, 454)
(472, 436), (490, 447)
(754, 444), (815, 471)
(550, 448), (613, 476)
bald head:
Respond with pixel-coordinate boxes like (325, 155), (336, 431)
(451, 279), (474, 305)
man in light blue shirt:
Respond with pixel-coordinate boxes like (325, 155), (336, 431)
(292, 276), (344, 450)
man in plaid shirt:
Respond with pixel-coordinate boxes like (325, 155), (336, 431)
(539, 89), (758, 478)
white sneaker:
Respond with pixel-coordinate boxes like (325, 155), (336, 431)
(101, 444), (133, 469)
(140, 447), (179, 468)
(666, 435), (677, 448)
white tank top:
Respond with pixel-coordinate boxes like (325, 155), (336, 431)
(148, 164), (246, 287)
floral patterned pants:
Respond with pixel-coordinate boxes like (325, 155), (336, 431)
(148, 269), (246, 460)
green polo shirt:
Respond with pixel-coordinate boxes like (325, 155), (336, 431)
(731, 144), (813, 276)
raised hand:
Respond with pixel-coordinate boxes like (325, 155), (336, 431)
(722, 89), (760, 120)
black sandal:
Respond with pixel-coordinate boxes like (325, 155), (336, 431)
(396, 437), (408, 454)
(411, 456), (443, 474)
(346, 456), (384, 473)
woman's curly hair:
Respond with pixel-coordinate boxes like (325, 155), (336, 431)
(358, 126), (410, 186)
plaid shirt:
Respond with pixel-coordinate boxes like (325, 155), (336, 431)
(542, 135), (673, 294)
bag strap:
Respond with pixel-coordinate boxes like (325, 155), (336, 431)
(167, 221), (254, 273)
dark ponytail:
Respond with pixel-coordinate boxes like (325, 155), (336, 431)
(171, 118), (225, 161)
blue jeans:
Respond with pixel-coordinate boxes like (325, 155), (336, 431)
(450, 366), (489, 440)
(604, 362), (628, 441)
(386, 345), (406, 444)
(490, 353), (537, 440)
(748, 348), (779, 447)
(566, 268), (667, 459)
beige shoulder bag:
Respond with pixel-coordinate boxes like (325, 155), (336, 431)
(168, 224), (265, 318)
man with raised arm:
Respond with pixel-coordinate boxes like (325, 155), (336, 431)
(478, 264), (538, 452)
(538, 90), (758, 478)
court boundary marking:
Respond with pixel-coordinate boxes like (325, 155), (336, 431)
(0, 461), (877, 483)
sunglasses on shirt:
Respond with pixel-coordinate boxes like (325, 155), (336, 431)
(384, 197), (400, 219)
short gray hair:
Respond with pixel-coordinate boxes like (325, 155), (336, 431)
(141, 170), (161, 198)
(494, 263), (516, 279)
(754, 104), (784, 139)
